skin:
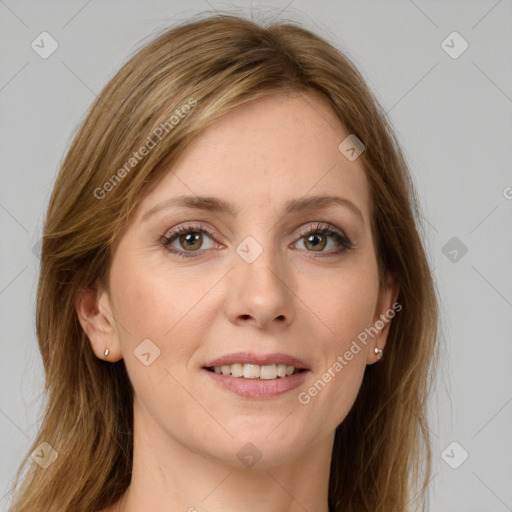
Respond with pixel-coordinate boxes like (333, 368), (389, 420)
(76, 91), (399, 512)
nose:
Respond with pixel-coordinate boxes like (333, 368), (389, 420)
(224, 239), (295, 329)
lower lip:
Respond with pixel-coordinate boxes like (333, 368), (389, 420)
(202, 368), (309, 399)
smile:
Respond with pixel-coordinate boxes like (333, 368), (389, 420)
(202, 351), (310, 398)
(205, 363), (304, 379)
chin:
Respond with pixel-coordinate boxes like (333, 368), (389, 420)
(207, 441), (305, 470)
(206, 423), (311, 469)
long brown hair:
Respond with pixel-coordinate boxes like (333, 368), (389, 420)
(8, 12), (439, 512)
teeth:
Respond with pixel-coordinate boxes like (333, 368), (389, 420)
(243, 364), (261, 379)
(231, 363), (243, 377)
(260, 364), (277, 380)
(277, 364), (288, 378)
(211, 363), (301, 379)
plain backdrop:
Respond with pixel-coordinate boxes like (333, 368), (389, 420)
(1, 1), (511, 510)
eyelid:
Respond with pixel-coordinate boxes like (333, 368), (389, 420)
(293, 222), (354, 252)
(163, 221), (347, 241)
(162, 222), (218, 240)
(161, 220), (353, 257)
(295, 221), (347, 240)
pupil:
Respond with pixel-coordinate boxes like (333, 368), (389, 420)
(183, 232), (201, 248)
(307, 234), (325, 251)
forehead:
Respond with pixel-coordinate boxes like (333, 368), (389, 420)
(136, 91), (370, 222)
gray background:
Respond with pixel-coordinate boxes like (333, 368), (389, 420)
(1, 0), (511, 510)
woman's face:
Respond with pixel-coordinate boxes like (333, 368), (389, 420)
(83, 91), (397, 469)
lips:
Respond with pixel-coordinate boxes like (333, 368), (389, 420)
(203, 365), (309, 399)
(203, 352), (310, 370)
(201, 352), (311, 398)
(207, 363), (302, 379)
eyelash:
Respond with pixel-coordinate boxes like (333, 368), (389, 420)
(160, 221), (353, 259)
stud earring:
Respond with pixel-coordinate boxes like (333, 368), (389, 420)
(104, 348), (110, 358)
(374, 347), (383, 360)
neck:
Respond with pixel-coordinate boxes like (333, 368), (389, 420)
(117, 399), (335, 512)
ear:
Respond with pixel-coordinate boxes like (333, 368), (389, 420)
(367, 273), (400, 364)
(75, 280), (123, 362)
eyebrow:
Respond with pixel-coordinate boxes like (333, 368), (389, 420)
(141, 194), (365, 226)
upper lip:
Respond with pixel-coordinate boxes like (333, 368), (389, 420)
(203, 352), (310, 370)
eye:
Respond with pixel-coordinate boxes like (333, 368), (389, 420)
(294, 222), (353, 256)
(161, 223), (218, 258)
(161, 221), (353, 259)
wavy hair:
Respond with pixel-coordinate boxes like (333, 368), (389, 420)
(8, 12), (439, 512)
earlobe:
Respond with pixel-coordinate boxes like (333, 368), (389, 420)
(75, 282), (123, 362)
(368, 274), (400, 364)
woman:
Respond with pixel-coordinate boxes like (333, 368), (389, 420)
(9, 12), (439, 512)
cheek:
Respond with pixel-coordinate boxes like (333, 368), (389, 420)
(110, 267), (171, 341)
(109, 257), (208, 421)
(313, 263), (379, 349)
(109, 252), (219, 379)
(110, 251), (208, 339)
(299, 281), (375, 431)
(312, 266), (379, 423)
